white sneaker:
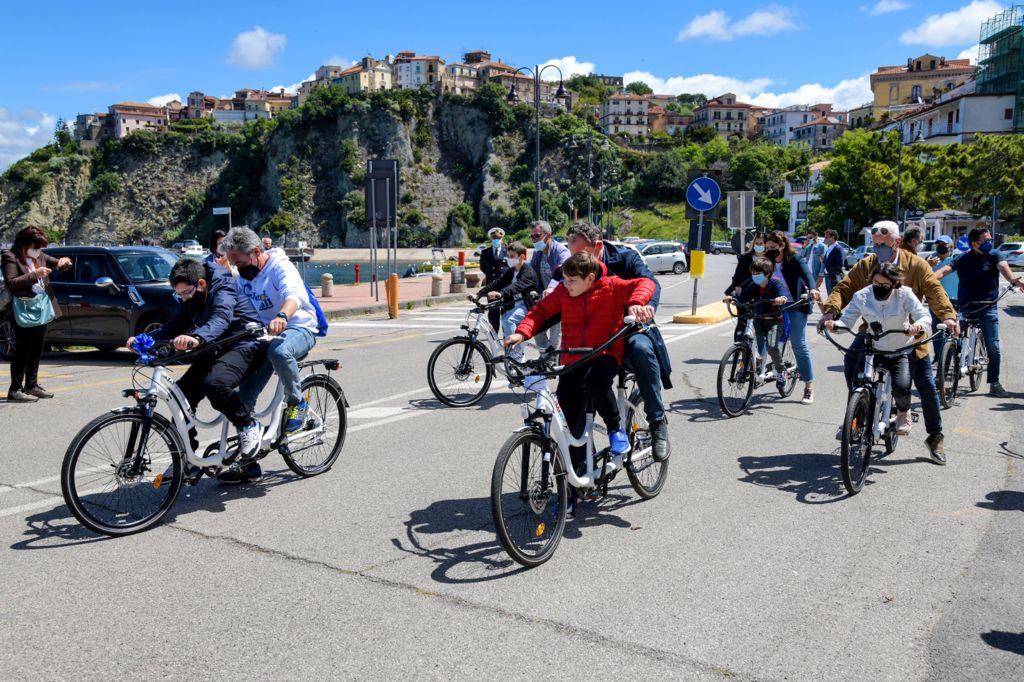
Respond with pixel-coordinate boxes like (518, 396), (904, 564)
(896, 411), (912, 435)
(237, 420), (264, 460)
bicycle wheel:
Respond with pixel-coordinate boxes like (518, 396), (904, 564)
(281, 374), (348, 477)
(883, 414), (899, 455)
(840, 390), (873, 495)
(427, 337), (493, 407)
(937, 341), (959, 409)
(968, 333), (987, 393)
(624, 388), (668, 499)
(778, 342), (799, 398)
(61, 409), (184, 536)
(717, 344), (754, 417)
(491, 429), (567, 568)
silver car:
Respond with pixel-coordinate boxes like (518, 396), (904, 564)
(637, 240), (689, 275)
(997, 241), (1024, 269)
(846, 244), (874, 268)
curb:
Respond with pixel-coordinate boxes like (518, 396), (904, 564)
(672, 301), (731, 325)
(324, 293), (468, 321)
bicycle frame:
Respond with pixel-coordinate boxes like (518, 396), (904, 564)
(853, 351), (893, 442)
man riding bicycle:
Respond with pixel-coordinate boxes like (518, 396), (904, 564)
(127, 258), (264, 479)
(934, 227), (1024, 398)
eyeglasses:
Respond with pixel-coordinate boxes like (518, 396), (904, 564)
(871, 226), (895, 236)
(173, 285), (198, 302)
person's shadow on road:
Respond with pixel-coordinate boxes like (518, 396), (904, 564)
(980, 630), (1024, 655)
(737, 451), (848, 504)
(976, 490), (1024, 512)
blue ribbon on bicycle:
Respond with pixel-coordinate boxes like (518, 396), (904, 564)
(780, 312), (792, 345)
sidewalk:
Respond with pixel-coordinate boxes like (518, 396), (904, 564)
(311, 273), (471, 320)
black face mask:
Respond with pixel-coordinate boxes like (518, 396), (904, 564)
(936, 244), (949, 256)
(188, 289), (207, 311)
(238, 263), (260, 280)
(764, 249), (781, 262)
(872, 284), (893, 301)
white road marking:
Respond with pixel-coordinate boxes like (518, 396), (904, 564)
(330, 322), (454, 329)
(0, 496), (63, 519)
(347, 406), (409, 419)
(664, 320), (732, 344)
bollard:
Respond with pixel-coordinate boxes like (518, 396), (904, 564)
(387, 273), (399, 319)
(320, 273), (334, 298)
(354, 263), (361, 284)
(431, 273), (443, 297)
(458, 250), (465, 266)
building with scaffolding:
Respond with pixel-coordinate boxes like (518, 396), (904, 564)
(977, 5), (1024, 130)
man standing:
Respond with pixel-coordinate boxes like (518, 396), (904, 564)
(528, 220), (570, 352)
(478, 227), (508, 332)
(803, 230), (826, 289)
(822, 230), (845, 295)
(262, 236), (273, 251)
(819, 220), (957, 463)
(935, 227), (1024, 398)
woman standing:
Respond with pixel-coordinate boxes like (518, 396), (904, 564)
(1, 226), (72, 402)
(763, 230), (817, 405)
(726, 233), (766, 296)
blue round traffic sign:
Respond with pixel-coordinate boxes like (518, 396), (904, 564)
(956, 235), (970, 252)
(686, 176), (722, 212)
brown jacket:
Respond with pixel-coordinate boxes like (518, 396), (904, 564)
(823, 249), (956, 359)
(2, 249), (67, 319)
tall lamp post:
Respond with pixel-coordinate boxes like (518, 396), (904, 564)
(506, 65), (567, 220)
(569, 112), (616, 224)
(886, 97), (924, 227)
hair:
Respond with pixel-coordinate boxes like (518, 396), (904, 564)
(507, 241), (527, 257)
(749, 232), (766, 246)
(764, 230), (796, 260)
(209, 229), (226, 254)
(561, 251), (602, 279)
(12, 225), (48, 258)
(222, 226), (262, 255)
(530, 220), (552, 235)
(872, 261), (903, 288)
(566, 222), (602, 245)
(902, 226), (923, 245)
(968, 226), (990, 243)
(169, 258), (207, 287)
(824, 229), (838, 241)
(806, 230), (817, 238)
(750, 256), (773, 276)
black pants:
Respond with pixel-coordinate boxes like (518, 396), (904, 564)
(9, 319), (47, 393)
(176, 344), (263, 433)
(487, 308), (501, 334)
(556, 355), (620, 472)
(880, 354), (912, 412)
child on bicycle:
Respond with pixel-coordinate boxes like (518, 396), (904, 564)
(724, 256), (792, 389)
(477, 241), (538, 361)
(504, 251), (656, 466)
(824, 261), (930, 435)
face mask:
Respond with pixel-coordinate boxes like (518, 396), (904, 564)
(188, 288), (207, 310)
(491, 239), (502, 249)
(505, 256), (520, 268)
(531, 239), (546, 251)
(979, 240), (994, 254)
(874, 244), (894, 263)
(752, 273), (768, 286)
(753, 244), (765, 254)
(764, 249), (780, 261)
(872, 284), (893, 301)
(238, 263), (260, 280)
(936, 244), (949, 256)
(26, 248), (42, 259)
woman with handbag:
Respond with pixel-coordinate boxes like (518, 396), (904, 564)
(1, 226), (72, 402)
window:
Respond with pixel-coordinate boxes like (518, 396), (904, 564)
(1006, 108), (1014, 120)
(73, 255), (117, 284)
(930, 60), (936, 69)
(797, 201), (808, 220)
(911, 85), (922, 102)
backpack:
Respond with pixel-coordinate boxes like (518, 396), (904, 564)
(304, 284), (329, 337)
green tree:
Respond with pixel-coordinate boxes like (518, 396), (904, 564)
(625, 81), (653, 96)
(754, 197), (790, 232)
(639, 148), (693, 201)
(53, 117), (72, 151)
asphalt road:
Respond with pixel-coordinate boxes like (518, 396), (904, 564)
(1, 255), (1023, 680)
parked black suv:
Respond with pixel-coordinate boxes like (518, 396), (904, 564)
(1, 246), (180, 359)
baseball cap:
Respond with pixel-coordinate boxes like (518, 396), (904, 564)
(936, 235), (953, 245)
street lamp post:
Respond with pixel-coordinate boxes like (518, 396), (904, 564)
(893, 119), (924, 228)
(506, 65), (567, 220)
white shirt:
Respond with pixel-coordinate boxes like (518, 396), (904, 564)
(24, 258), (45, 295)
(836, 286), (931, 353)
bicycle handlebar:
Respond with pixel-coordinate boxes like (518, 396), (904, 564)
(726, 294), (809, 320)
(502, 316), (646, 383)
(819, 325), (946, 356)
(956, 283), (1019, 315)
(131, 323), (265, 367)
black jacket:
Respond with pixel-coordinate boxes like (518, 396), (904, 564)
(478, 263), (539, 309)
(478, 244), (508, 285)
(776, 256), (816, 314)
(150, 264), (260, 347)
(727, 251), (757, 295)
(824, 243), (845, 277)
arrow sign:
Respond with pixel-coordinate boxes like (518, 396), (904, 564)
(686, 176), (722, 212)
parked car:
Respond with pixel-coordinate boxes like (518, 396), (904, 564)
(846, 244), (874, 269)
(710, 241), (735, 255)
(0, 246), (181, 360)
(636, 240), (689, 274)
(997, 241), (1024, 268)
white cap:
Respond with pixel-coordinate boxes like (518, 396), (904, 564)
(487, 227), (505, 238)
(871, 220), (900, 238)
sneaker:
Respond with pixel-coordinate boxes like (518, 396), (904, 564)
(283, 399), (309, 434)
(926, 433), (946, 465)
(896, 410), (912, 435)
(24, 386), (53, 399)
(775, 368), (788, 389)
(835, 425), (843, 441)
(237, 420), (264, 460)
(801, 388), (814, 405)
(6, 389), (38, 403)
(650, 420), (670, 462)
(609, 429), (630, 455)
(989, 382), (1010, 398)
(216, 461), (263, 484)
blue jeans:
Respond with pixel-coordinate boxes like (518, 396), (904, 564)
(502, 301), (528, 360)
(969, 307), (1001, 384)
(623, 331), (665, 424)
(786, 309), (814, 382)
(239, 326), (316, 408)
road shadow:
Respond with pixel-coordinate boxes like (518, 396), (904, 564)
(989, 392), (1024, 412)
(998, 442), (1024, 460)
(977, 490), (1024, 512)
(669, 395), (773, 423)
(737, 451), (848, 504)
(980, 630), (1024, 656)
(408, 389), (525, 412)
(681, 357), (721, 366)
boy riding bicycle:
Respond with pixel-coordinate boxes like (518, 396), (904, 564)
(724, 256), (792, 390)
(504, 251), (656, 470)
(477, 241), (538, 362)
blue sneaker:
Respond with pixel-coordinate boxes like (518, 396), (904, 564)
(283, 399), (309, 434)
(609, 429), (630, 455)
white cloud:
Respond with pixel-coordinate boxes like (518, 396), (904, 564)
(957, 43), (981, 63)
(227, 26), (287, 69)
(899, 1), (1004, 46)
(868, 0), (909, 15)
(147, 93), (182, 107)
(677, 5), (797, 41)
(623, 70), (873, 111)
(0, 108), (57, 171)
(539, 56), (595, 78)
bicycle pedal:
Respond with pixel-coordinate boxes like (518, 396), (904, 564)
(911, 413), (920, 423)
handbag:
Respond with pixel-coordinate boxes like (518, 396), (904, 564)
(12, 292), (55, 328)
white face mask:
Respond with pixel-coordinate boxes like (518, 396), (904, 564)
(505, 256), (520, 268)
(26, 248), (42, 259)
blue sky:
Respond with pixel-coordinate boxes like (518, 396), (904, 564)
(0, 1), (1005, 169)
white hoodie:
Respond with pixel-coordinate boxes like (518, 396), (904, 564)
(836, 285), (930, 353)
(236, 248), (318, 334)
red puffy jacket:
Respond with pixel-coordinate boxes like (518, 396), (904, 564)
(515, 263), (656, 364)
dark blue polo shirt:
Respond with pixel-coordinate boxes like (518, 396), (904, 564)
(949, 250), (1005, 303)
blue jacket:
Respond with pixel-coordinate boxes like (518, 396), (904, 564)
(823, 243), (845, 277)
(151, 263), (261, 348)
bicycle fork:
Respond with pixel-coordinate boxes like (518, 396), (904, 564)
(120, 396), (159, 478)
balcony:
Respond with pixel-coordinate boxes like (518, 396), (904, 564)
(924, 123), (962, 138)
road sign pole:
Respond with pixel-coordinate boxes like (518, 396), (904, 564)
(691, 210), (704, 316)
